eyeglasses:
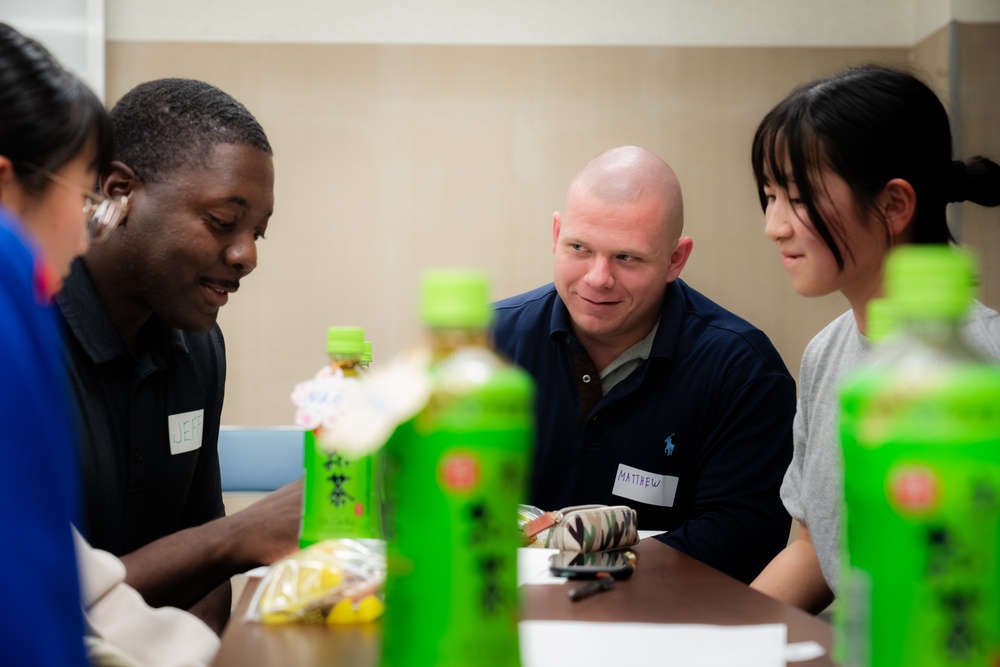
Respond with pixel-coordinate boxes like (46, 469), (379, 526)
(23, 162), (128, 244)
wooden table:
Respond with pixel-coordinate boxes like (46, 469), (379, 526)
(213, 538), (834, 666)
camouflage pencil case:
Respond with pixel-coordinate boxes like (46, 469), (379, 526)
(522, 504), (638, 553)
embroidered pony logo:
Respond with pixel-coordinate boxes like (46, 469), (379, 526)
(664, 433), (676, 456)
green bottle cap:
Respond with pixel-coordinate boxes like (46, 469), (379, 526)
(885, 245), (976, 320)
(362, 340), (373, 364)
(865, 297), (896, 343)
(420, 268), (492, 328)
(327, 326), (365, 356)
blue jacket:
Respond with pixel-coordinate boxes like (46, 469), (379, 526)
(0, 207), (88, 666)
(492, 280), (794, 583)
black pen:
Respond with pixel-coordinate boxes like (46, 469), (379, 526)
(568, 576), (615, 602)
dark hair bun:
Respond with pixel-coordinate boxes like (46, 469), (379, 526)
(953, 156), (1000, 207)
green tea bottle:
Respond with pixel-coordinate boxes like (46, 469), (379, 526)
(299, 326), (377, 546)
(838, 246), (1000, 666)
(380, 268), (534, 667)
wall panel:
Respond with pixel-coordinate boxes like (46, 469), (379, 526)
(957, 23), (1000, 309)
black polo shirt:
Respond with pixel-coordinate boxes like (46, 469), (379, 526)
(492, 280), (795, 584)
(56, 259), (226, 556)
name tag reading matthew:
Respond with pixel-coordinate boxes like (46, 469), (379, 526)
(612, 463), (679, 507)
(168, 409), (204, 455)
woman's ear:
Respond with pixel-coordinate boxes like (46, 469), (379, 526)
(0, 156), (23, 211)
(101, 161), (138, 200)
(882, 178), (917, 238)
(0, 155), (14, 193)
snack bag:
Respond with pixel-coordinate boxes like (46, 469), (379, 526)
(246, 538), (385, 625)
(518, 504), (547, 546)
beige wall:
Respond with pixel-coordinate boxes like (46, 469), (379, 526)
(909, 25), (952, 103)
(957, 23), (1000, 308)
(104, 36), (995, 426)
(908, 23), (1000, 307)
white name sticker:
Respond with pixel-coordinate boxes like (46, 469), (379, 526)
(612, 463), (679, 507)
(168, 409), (205, 455)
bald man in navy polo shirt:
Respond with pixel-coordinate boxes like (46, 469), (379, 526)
(492, 146), (795, 583)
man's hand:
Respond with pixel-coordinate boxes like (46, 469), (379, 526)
(227, 478), (303, 568)
(121, 478), (303, 612)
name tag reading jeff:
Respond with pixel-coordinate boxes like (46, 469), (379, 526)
(168, 409), (204, 455)
(612, 463), (678, 507)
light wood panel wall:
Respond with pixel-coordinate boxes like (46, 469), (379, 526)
(106, 40), (992, 426)
(957, 23), (1000, 308)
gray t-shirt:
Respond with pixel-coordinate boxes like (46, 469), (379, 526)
(779, 301), (1000, 592)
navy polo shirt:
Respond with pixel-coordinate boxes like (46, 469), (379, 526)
(56, 259), (226, 556)
(492, 280), (795, 583)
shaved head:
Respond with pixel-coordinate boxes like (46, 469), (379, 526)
(568, 146), (684, 244)
(552, 145), (694, 369)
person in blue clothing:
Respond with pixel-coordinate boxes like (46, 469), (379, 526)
(1, 24), (221, 667)
(492, 145), (796, 583)
(0, 21), (117, 667)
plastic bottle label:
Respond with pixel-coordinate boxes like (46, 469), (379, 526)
(381, 368), (532, 667)
(840, 368), (1000, 667)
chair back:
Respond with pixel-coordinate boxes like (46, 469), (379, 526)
(218, 426), (303, 492)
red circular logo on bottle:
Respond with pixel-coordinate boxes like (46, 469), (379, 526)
(887, 466), (939, 515)
(439, 453), (480, 492)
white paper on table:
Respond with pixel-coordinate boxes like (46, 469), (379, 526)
(519, 620), (787, 667)
(518, 547), (566, 585)
(251, 539), (660, 585)
(785, 641), (826, 662)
